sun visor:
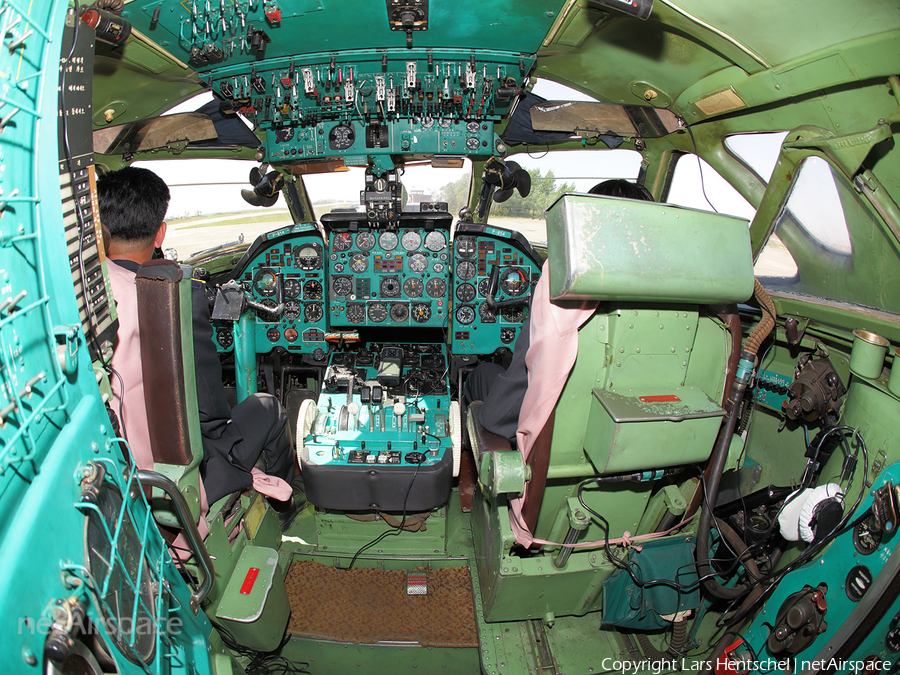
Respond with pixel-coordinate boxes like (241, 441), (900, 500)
(189, 99), (261, 148)
(545, 194), (754, 304)
(501, 92), (624, 149)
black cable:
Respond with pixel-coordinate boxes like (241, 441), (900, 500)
(576, 478), (702, 593)
(339, 459), (422, 571)
(211, 620), (310, 674)
(682, 119), (719, 214)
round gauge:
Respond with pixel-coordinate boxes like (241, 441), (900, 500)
(346, 303), (366, 324)
(456, 282), (476, 302)
(456, 236), (476, 258)
(455, 305), (475, 325)
(275, 126), (294, 143)
(853, 514), (883, 555)
(421, 116), (434, 129)
(433, 262), (444, 273)
(253, 268), (278, 296)
(500, 327), (516, 343)
(426, 278), (446, 298)
(500, 267), (529, 296)
(886, 628), (900, 653)
(478, 301), (496, 323)
(380, 276), (401, 297)
(260, 299), (279, 316)
(305, 302), (323, 322)
(304, 279), (323, 300)
(401, 230), (422, 251)
(502, 307), (524, 323)
(408, 253), (428, 273)
(349, 253), (368, 273)
(425, 231), (446, 252)
(457, 260), (476, 281)
(216, 327), (234, 348)
(333, 232), (353, 252)
(403, 277), (424, 297)
(439, 118), (452, 128)
(266, 327), (281, 342)
(478, 277), (490, 297)
(293, 243), (322, 270)
(333, 276), (352, 296)
(368, 302), (388, 323)
(467, 121), (480, 134)
(284, 278), (302, 298)
(283, 300), (302, 320)
(466, 137), (480, 151)
(845, 565), (873, 602)
(356, 231), (376, 251)
(284, 327), (298, 342)
(412, 303), (432, 323)
(334, 263), (345, 273)
(379, 231), (399, 251)
(390, 303), (409, 322)
(328, 123), (356, 150)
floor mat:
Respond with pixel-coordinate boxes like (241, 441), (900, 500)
(285, 560), (479, 648)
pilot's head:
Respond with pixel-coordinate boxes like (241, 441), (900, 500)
(588, 179), (654, 202)
(97, 166), (170, 261)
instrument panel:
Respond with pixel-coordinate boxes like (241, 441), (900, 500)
(323, 211), (453, 329)
(451, 221), (543, 355)
(213, 223), (328, 355)
(211, 216), (542, 360)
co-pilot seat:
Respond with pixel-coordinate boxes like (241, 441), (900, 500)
(468, 194), (756, 556)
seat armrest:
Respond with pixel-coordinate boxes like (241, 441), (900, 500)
(467, 401), (526, 498)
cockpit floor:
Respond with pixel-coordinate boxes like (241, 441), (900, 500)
(285, 561), (478, 648)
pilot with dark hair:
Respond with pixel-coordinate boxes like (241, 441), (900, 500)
(99, 166), (300, 523)
(465, 178), (654, 442)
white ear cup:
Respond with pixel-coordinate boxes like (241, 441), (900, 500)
(778, 488), (813, 541)
(798, 483), (844, 543)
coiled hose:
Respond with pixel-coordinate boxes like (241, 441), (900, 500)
(696, 281), (775, 601)
(637, 618), (689, 662)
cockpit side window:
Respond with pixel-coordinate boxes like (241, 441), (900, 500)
(756, 156), (899, 313)
(665, 153), (757, 220)
(724, 132), (790, 184)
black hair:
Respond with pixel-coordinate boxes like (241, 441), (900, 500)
(588, 178), (654, 202)
(97, 166), (170, 244)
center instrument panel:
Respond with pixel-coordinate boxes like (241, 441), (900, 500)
(323, 210), (453, 329)
(212, 214), (544, 360)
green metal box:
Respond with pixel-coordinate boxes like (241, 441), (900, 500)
(215, 545), (290, 651)
(584, 387), (724, 474)
(544, 194), (754, 304)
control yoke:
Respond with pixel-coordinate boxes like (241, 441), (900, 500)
(211, 275), (284, 322)
(484, 264), (530, 310)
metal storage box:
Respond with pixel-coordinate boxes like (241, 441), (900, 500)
(584, 387), (724, 474)
(545, 194), (754, 304)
